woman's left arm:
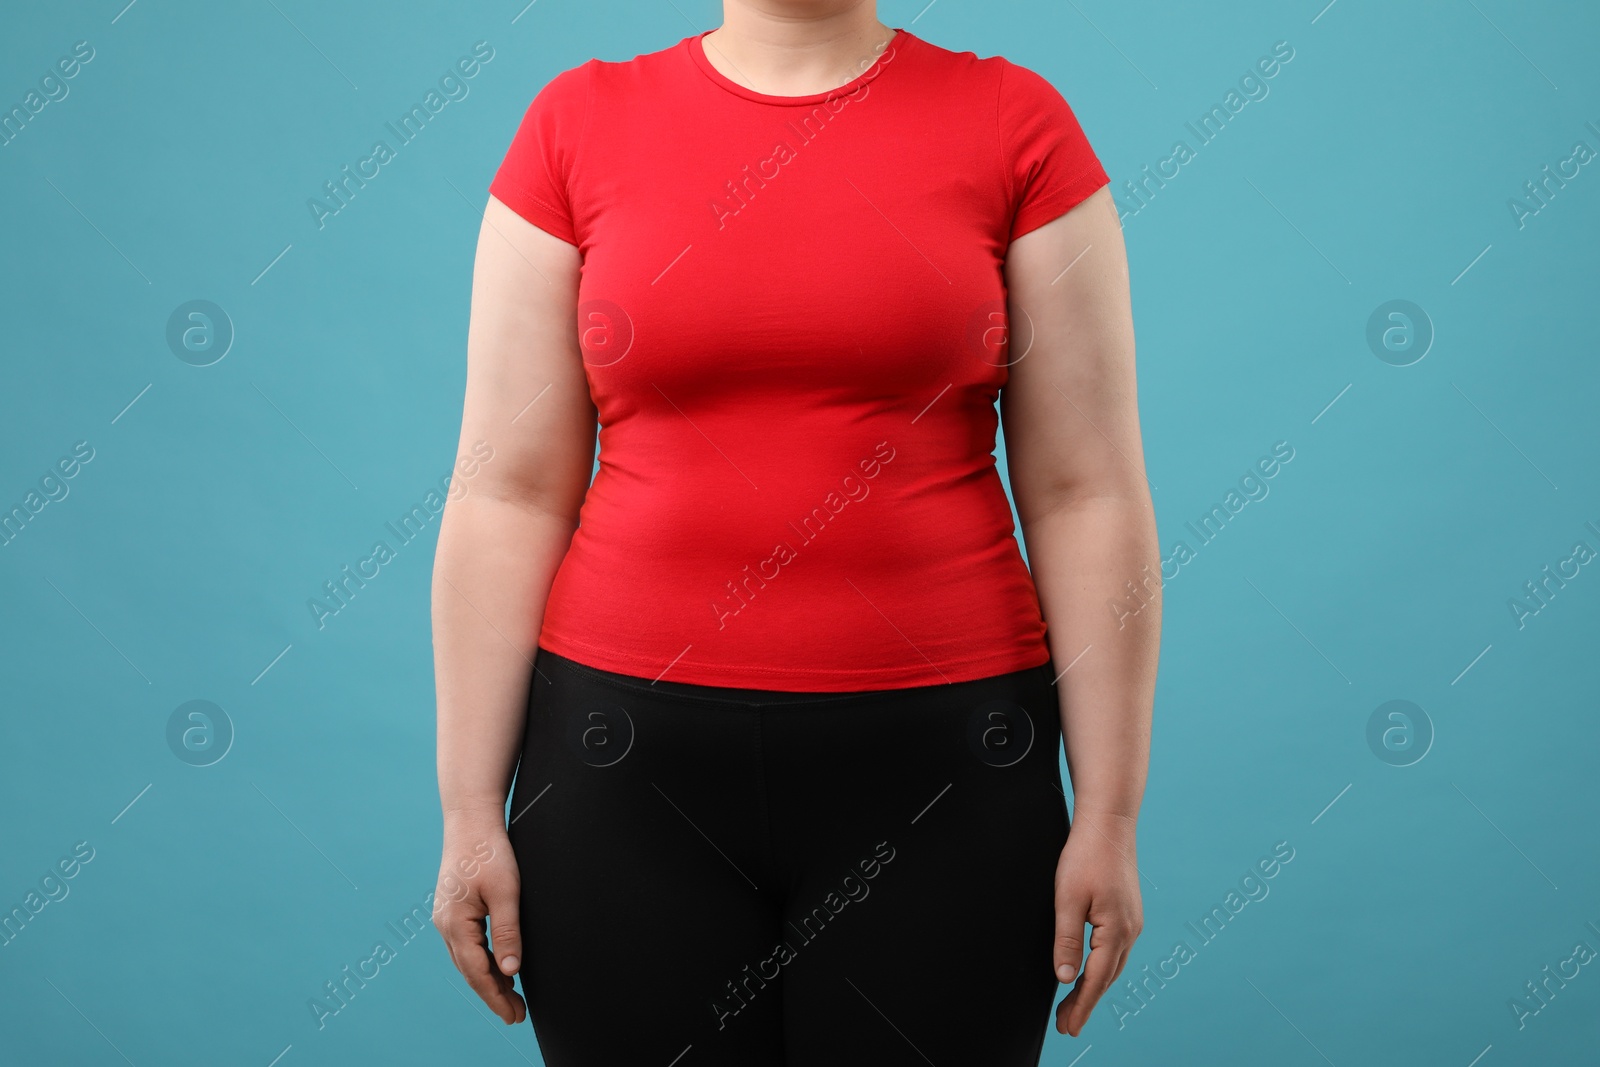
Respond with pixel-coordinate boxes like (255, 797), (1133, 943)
(1000, 184), (1160, 1037)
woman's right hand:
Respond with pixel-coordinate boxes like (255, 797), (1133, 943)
(434, 818), (527, 1025)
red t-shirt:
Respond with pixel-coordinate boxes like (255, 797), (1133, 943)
(488, 26), (1109, 691)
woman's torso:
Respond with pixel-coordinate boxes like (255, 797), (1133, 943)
(506, 29), (1074, 690)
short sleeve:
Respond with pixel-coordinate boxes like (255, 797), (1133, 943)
(488, 61), (593, 246)
(998, 58), (1109, 242)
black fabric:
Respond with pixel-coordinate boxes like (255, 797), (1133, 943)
(506, 645), (1071, 1066)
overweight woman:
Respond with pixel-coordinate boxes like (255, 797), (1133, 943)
(431, 3), (1158, 1064)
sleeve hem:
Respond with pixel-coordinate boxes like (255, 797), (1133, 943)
(1008, 162), (1110, 243)
(486, 181), (579, 246)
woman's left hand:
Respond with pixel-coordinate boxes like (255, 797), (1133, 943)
(1051, 809), (1144, 1036)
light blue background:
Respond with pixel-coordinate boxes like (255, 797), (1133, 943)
(3, 1), (1597, 1064)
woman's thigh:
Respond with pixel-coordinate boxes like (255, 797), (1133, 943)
(762, 663), (1069, 1067)
(506, 651), (790, 1067)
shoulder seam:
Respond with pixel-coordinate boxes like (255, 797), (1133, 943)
(995, 57), (1014, 232)
(567, 59), (596, 231)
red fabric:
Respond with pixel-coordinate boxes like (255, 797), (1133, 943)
(488, 28), (1110, 690)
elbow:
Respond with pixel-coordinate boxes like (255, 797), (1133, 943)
(471, 478), (588, 526)
(1014, 476), (1152, 530)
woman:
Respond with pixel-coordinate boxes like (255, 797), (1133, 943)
(431, 2), (1158, 1063)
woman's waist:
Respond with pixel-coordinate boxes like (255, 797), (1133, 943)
(569, 482), (1024, 574)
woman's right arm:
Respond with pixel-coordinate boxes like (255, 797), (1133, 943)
(431, 196), (594, 1024)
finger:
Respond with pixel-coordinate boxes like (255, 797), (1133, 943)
(1055, 950), (1120, 1037)
(434, 892), (486, 975)
(1104, 937), (1136, 987)
(482, 876), (523, 977)
(1057, 926), (1135, 1036)
(1053, 891), (1089, 984)
(1056, 922), (1127, 1036)
(463, 930), (527, 1024)
(440, 905), (527, 1024)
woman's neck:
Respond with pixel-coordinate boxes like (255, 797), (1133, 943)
(700, 5), (895, 97)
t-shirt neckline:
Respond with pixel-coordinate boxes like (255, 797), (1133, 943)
(687, 27), (911, 106)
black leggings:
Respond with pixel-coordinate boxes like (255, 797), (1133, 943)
(506, 647), (1070, 1066)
